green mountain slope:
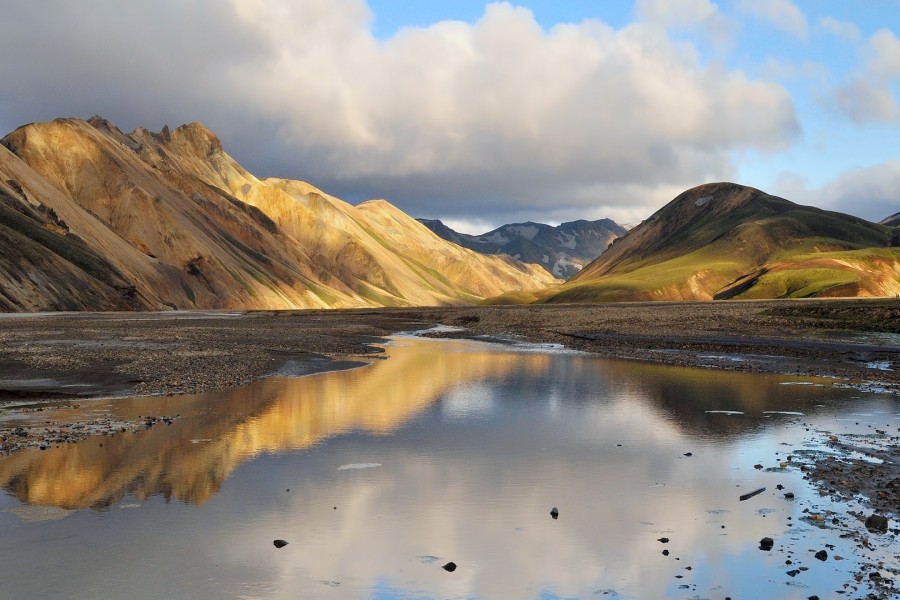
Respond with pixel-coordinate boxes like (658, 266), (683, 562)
(532, 182), (899, 303)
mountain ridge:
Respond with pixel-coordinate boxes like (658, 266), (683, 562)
(489, 182), (898, 303)
(0, 117), (557, 311)
(418, 217), (626, 278)
(882, 212), (900, 227)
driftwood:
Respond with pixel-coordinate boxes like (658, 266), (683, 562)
(739, 487), (766, 501)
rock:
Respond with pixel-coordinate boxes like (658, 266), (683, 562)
(662, 549), (669, 556)
(759, 537), (774, 551)
(865, 514), (889, 533)
(442, 562), (457, 572)
(786, 569), (800, 577)
(784, 492), (795, 499)
(273, 539), (288, 548)
(808, 596), (820, 600)
(657, 537), (669, 543)
(814, 550), (827, 561)
(776, 484), (784, 490)
(754, 464), (764, 469)
(550, 507), (559, 519)
(683, 452), (692, 457)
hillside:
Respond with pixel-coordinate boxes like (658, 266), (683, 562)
(521, 182), (898, 303)
(418, 218), (626, 278)
(882, 212), (900, 227)
(0, 117), (556, 311)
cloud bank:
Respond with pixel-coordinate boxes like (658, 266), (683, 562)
(0, 0), (848, 228)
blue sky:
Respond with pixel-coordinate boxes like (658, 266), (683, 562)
(1, 0), (898, 231)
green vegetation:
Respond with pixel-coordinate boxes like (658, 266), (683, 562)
(548, 183), (897, 303)
(357, 282), (406, 307)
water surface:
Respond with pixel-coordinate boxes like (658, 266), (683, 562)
(0, 336), (896, 599)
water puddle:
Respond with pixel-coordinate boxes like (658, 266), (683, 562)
(0, 336), (896, 599)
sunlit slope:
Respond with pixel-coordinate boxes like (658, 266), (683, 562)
(0, 152), (137, 311)
(0, 117), (554, 310)
(542, 182), (899, 302)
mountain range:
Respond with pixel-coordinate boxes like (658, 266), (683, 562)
(1, 117), (897, 312)
(490, 182), (899, 303)
(417, 218), (626, 279)
(0, 117), (557, 311)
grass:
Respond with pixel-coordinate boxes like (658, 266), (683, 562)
(550, 225), (898, 303)
(738, 268), (860, 299)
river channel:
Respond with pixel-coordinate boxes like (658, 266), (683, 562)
(0, 334), (897, 599)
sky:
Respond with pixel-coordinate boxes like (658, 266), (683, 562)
(1, 0), (898, 233)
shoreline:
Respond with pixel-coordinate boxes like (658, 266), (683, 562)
(1, 299), (897, 403)
(0, 299), (898, 455)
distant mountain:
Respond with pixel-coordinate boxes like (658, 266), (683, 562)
(0, 117), (557, 311)
(491, 182), (898, 303)
(418, 218), (626, 279)
(881, 212), (900, 227)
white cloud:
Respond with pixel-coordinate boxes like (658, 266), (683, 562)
(833, 28), (900, 124)
(737, 0), (809, 39)
(0, 0), (798, 226)
(223, 2), (797, 219)
(868, 29), (900, 78)
(835, 81), (899, 123)
(774, 160), (900, 222)
(815, 16), (861, 42)
(636, 0), (719, 28)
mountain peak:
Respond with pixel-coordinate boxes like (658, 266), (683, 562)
(420, 216), (626, 279)
(881, 211), (900, 227)
(558, 183), (898, 301)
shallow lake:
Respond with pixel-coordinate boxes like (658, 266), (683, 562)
(0, 335), (897, 599)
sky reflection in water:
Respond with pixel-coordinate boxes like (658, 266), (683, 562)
(0, 336), (896, 599)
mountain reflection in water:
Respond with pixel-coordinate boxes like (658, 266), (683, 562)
(0, 338), (845, 511)
(0, 337), (893, 600)
(0, 338), (530, 507)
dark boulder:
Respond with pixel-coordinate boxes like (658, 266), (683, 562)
(865, 514), (889, 533)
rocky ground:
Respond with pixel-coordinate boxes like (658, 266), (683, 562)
(1, 299), (897, 404)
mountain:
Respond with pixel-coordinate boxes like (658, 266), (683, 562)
(882, 212), (900, 227)
(418, 218), (626, 279)
(0, 117), (557, 311)
(499, 182), (898, 303)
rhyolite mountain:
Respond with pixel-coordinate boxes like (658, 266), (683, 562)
(417, 218), (626, 279)
(489, 182), (899, 303)
(882, 212), (900, 227)
(0, 117), (557, 311)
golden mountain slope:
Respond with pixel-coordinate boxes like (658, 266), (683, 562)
(512, 182), (898, 303)
(0, 117), (556, 311)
